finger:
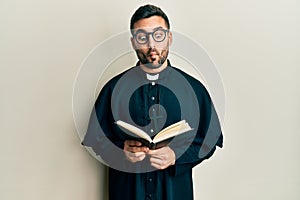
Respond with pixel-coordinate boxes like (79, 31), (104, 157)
(150, 157), (166, 168)
(124, 141), (144, 151)
(149, 156), (162, 165)
(147, 150), (165, 158)
(151, 162), (166, 170)
(147, 147), (166, 155)
(125, 140), (143, 147)
(131, 151), (146, 157)
(127, 146), (148, 153)
(136, 154), (146, 162)
(125, 151), (146, 159)
(150, 156), (173, 170)
(149, 152), (174, 164)
(150, 158), (167, 170)
(125, 151), (146, 163)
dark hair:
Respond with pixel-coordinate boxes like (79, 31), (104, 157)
(130, 4), (170, 32)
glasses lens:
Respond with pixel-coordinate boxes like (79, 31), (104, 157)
(134, 29), (168, 44)
(136, 32), (148, 44)
(153, 30), (166, 42)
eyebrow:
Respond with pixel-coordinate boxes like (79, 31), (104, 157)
(135, 26), (165, 33)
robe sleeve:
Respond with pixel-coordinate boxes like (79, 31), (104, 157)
(169, 82), (223, 176)
(81, 81), (132, 169)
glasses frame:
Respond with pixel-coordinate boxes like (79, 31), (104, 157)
(133, 29), (169, 45)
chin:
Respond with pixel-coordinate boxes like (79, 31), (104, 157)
(144, 63), (162, 69)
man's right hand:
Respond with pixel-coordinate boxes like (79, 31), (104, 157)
(124, 140), (149, 163)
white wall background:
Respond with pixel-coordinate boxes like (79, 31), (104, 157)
(1, 0), (299, 199)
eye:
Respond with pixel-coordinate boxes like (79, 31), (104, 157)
(155, 33), (162, 39)
(154, 30), (165, 41)
(136, 32), (147, 43)
(138, 35), (147, 41)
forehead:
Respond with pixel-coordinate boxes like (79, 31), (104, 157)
(133, 16), (168, 31)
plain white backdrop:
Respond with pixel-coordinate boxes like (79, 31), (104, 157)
(1, 0), (299, 199)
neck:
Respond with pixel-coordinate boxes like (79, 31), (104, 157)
(139, 60), (168, 74)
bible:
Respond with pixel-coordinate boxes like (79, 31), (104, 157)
(115, 120), (193, 150)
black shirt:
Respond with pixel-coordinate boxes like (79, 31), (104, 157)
(82, 61), (223, 200)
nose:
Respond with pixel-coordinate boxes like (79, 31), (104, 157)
(147, 35), (156, 48)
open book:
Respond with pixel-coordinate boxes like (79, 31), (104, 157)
(115, 120), (193, 150)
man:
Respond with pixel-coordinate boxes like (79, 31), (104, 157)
(82, 4), (223, 200)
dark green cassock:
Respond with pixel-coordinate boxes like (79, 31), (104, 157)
(82, 61), (223, 200)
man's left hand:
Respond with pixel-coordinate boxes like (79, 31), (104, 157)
(147, 146), (176, 170)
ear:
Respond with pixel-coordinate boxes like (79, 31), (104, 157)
(168, 31), (173, 46)
(131, 37), (137, 50)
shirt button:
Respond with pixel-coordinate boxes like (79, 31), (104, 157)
(148, 178), (153, 182)
(150, 129), (154, 133)
(147, 194), (152, 198)
(151, 82), (155, 86)
(151, 96), (155, 101)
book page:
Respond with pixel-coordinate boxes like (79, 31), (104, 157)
(153, 121), (192, 144)
(154, 120), (186, 137)
(115, 120), (152, 142)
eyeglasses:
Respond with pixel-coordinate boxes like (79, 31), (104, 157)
(133, 29), (169, 45)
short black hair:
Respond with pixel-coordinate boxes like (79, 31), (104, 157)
(130, 4), (170, 32)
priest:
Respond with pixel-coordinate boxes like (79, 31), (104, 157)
(82, 4), (223, 200)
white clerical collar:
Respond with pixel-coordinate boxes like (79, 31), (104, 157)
(146, 73), (159, 81)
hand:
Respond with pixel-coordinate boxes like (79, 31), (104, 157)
(124, 140), (149, 163)
(147, 146), (176, 170)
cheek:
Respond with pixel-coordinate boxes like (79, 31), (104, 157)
(161, 49), (168, 55)
(136, 48), (145, 55)
(157, 47), (169, 57)
(156, 41), (170, 51)
(136, 49), (147, 60)
(135, 47), (148, 54)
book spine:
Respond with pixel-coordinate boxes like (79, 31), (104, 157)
(149, 142), (156, 150)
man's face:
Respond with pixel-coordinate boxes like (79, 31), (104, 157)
(131, 16), (172, 69)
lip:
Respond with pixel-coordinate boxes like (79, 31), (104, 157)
(149, 51), (157, 56)
(149, 51), (158, 58)
(149, 53), (157, 59)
